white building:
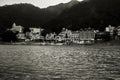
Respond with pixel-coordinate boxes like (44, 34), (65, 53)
(30, 28), (43, 34)
(117, 26), (120, 37)
(17, 33), (26, 40)
(105, 25), (115, 36)
(70, 31), (79, 43)
(56, 28), (95, 44)
(30, 27), (44, 40)
(11, 23), (23, 33)
(58, 28), (72, 41)
(70, 30), (95, 44)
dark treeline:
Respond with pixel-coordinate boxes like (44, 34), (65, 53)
(0, 0), (120, 35)
(0, 30), (18, 42)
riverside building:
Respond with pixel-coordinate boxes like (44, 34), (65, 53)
(70, 30), (95, 44)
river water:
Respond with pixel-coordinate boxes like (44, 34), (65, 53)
(0, 45), (120, 80)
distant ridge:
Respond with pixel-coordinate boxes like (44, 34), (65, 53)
(46, 0), (120, 33)
(0, 0), (120, 34)
(0, 0), (79, 30)
(45, 0), (79, 16)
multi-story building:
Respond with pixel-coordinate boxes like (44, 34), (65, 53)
(56, 28), (95, 44)
(11, 23), (23, 33)
(58, 28), (72, 41)
(29, 28), (44, 40)
(116, 26), (120, 37)
(105, 25), (115, 36)
(10, 23), (25, 41)
(70, 30), (95, 44)
(70, 31), (79, 43)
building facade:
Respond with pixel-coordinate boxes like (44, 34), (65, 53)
(11, 23), (23, 33)
(70, 30), (95, 44)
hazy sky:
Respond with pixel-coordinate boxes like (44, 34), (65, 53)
(0, 0), (83, 8)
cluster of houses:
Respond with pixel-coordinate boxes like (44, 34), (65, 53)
(105, 25), (120, 39)
(10, 23), (44, 41)
(45, 28), (95, 44)
(9, 23), (120, 44)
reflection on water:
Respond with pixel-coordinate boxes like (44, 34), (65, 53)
(0, 45), (120, 80)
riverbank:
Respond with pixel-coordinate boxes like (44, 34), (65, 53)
(0, 39), (119, 46)
(0, 41), (66, 46)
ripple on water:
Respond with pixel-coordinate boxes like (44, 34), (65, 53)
(0, 45), (120, 80)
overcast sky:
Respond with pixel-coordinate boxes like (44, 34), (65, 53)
(0, 0), (83, 8)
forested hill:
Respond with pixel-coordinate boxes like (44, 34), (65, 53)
(46, 0), (120, 33)
(0, 0), (79, 33)
(0, 3), (56, 28)
(45, 0), (79, 16)
(0, 0), (120, 34)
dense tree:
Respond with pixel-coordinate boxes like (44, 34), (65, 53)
(23, 27), (31, 33)
(1, 30), (18, 42)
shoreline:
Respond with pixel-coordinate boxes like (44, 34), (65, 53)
(0, 40), (120, 46)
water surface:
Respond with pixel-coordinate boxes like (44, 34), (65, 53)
(0, 45), (120, 80)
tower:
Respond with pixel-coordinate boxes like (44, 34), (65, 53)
(12, 22), (16, 28)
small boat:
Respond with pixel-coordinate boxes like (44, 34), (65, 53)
(40, 42), (46, 45)
(55, 43), (64, 45)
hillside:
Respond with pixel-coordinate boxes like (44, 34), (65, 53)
(45, 0), (79, 16)
(0, 4), (55, 28)
(0, 0), (79, 33)
(46, 0), (120, 33)
(1, 0), (120, 34)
